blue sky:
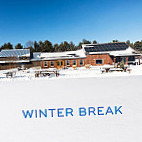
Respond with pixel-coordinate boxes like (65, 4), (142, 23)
(0, 0), (142, 46)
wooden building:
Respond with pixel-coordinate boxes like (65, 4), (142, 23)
(40, 49), (86, 69)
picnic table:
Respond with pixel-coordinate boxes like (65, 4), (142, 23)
(4, 71), (16, 78)
(101, 66), (130, 73)
(109, 68), (123, 72)
(35, 70), (59, 78)
(101, 67), (113, 73)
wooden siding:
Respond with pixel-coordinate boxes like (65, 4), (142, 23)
(41, 54), (114, 69)
(84, 54), (113, 66)
(41, 59), (85, 69)
(0, 61), (40, 70)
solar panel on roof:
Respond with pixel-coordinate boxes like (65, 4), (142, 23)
(0, 49), (30, 58)
(84, 42), (129, 52)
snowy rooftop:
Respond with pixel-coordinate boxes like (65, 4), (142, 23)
(0, 49), (30, 58)
(40, 49), (86, 60)
(82, 42), (129, 52)
(109, 46), (141, 57)
(88, 46), (141, 56)
(31, 53), (41, 61)
(82, 42), (141, 57)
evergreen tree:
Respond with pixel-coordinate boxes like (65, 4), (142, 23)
(54, 43), (59, 52)
(63, 41), (70, 51)
(93, 40), (97, 44)
(112, 40), (119, 43)
(82, 39), (91, 44)
(59, 42), (65, 52)
(134, 41), (142, 51)
(38, 40), (53, 52)
(34, 41), (40, 52)
(43, 40), (53, 52)
(76, 42), (83, 50)
(1, 42), (13, 50)
(126, 40), (134, 48)
(69, 41), (75, 51)
(15, 43), (23, 49)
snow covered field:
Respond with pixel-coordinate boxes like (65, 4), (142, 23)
(0, 70), (142, 142)
(0, 64), (142, 81)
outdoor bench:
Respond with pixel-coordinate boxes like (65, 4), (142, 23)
(35, 70), (59, 78)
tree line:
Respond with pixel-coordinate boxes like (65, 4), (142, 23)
(0, 39), (142, 53)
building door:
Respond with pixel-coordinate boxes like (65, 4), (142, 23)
(56, 60), (64, 69)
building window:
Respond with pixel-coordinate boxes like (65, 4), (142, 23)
(96, 59), (103, 64)
(128, 56), (135, 61)
(120, 57), (126, 64)
(80, 59), (83, 66)
(57, 61), (59, 66)
(44, 61), (48, 67)
(50, 61), (54, 67)
(66, 60), (70, 66)
(61, 61), (63, 66)
(73, 60), (76, 65)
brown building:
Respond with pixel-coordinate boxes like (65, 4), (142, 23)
(0, 49), (31, 70)
(40, 42), (141, 69)
(0, 42), (141, 70)
(40, 49), (86, 69)
(82, 42), (141, 66)
(0, 49), (41, 70)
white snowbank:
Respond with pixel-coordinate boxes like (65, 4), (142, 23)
(0, 64), (142, 81)
(0, 76), (142, 142)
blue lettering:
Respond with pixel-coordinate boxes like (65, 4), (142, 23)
(48, 109), (56, 117)
(105, 106), (113, 115)
(88, 107), (96, 116)
(66, 108), (73, 117)
(115, 106), (122, 114)
(22, 110), (34, 118)
(35, 110), (37, 118)
(79, 107), (86, 116)
(39, 109), (47, 118)
(98, 107), (104, 115)
(57, 108), (64, 117)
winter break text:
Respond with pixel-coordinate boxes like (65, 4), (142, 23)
(22, 106), (123, 119)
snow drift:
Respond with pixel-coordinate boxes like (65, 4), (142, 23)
(0, 76), (142, 142)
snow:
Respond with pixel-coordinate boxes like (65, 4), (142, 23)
(0, 60), (30, 63)
(86, 46), (141, 57)
(31, 53), (41, 61)
(0, 74), (142, 142)
(1, 45), (142, 142)
(109, 46), (140, 56)
(0, 64), (142, 81)
(40, 49), (86, 60)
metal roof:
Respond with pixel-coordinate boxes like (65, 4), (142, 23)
(0, 49), (30, 57)
(83, 42), (129, 53)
